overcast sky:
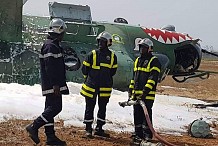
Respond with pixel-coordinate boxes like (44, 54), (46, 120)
(23, 0), (218, 51)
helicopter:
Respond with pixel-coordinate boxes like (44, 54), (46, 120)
(0, 1), (217, 90)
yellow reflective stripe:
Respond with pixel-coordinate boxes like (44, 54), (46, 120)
(92, 50), (100, 69)
(112, 64), (118, 68)
(146, 96), (155, 100)
(147, 79), (155, 85)
(83, 75), (87, 78)
(129, 85), (134, 88)
(82, 84), (95, 92)
(134, 57), (139, 71)
(145, 84), (153, 89)
(132, 90), (135, 94)
(100, 52), (116, 69)
(130, 96), (135, 100)
(100, 63), (111, 68)
(137, 67), (150, 72)
(81, 90), (93, 98)
(130, 80), (135, 84)
(100, 93), (111, 97)
(134, 90), (143, 94)
(134, 56), (158, 73)
(150, 67), (161, 73)
(135, 95), (142, 99)
(92, 66), (100, 69)
(91, 50), (116, 69)
(92, 50), (96, 66)
(147, 56), (156, 70)
(149, 91), (155, 94)
(111, 52), (114, 67)
(100, 87), (112, 91)
(83, 61), (90, 67)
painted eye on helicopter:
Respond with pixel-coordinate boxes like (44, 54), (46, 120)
(114, 35), (121, 41)
(112, 34), (124, 44)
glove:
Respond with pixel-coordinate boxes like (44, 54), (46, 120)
(83, 75), (87, 79)
(53, 85), (61, 96)
(128, 88), (133, 100)
(137, 92), (146, 100)
(119, 101), (126, 108)
(141, 92), (147, 99)
(130, 95), (137, 101)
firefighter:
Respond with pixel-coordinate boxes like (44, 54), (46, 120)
(80, 31), (118, 138)
(128, 38), (161, 144)
(26, 18), (69, 146)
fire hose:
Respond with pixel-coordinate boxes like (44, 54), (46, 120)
(118, 100), (177, 146)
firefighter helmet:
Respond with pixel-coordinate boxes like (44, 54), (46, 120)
(138, 38), (153, 48)
(96, 31), (112, 46)
(48, 18), (67, 34)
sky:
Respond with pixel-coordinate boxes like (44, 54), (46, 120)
(23, 0), (218, 51)
(0, 82), (217, 137)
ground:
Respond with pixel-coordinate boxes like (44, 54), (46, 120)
(158, 60), (218, 102)
(0, 60), (218, 146)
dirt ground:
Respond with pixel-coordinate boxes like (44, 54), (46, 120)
(158, 60), (218, 102)
(0, 60), (218, 146)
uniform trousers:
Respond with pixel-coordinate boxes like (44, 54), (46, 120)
(84, 93), (109, 127)
(133, 99), (154, 139)
(33, 94), (62, 135)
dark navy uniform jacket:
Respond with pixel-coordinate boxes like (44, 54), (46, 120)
(39, 37), (69, 96)
(129, 53), (161, 100)
(80, 49), (118, 98)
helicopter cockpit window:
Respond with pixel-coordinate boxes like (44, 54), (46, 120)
(114, 18), (128, 24)
(174, 44), (199, 74)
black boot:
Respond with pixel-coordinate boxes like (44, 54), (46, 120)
(135, 126), (143, 139)
(46, 134), (66, 146)
(131, 135), (143, 146)
(94, 125), (110, 138)
(142, 125), (153, 141)
(26, 115), (47, 144)
(26, 124), (40, 144)
(45, 124), (66, 146)
(83, 124), (93, 138)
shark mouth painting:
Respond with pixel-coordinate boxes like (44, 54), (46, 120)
(142, 27), (192, 44)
